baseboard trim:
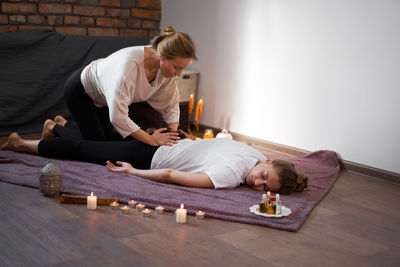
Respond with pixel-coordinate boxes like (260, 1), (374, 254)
(198, 124), (400, 185)
(340, 160), (400, 185)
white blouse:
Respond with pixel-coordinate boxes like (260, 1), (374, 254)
(80, 46), (179, 138)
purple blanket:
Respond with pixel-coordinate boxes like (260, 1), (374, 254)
(0, 149), (340, 231)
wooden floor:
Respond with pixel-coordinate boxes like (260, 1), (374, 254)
(0, 135), (399, 266)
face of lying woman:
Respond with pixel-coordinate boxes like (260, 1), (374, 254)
(245, 160), (281, 192)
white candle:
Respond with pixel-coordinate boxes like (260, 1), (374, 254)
(110, 201), (119, 210)
(136, 203), (145, 212)
(175, 204), (187, 223)
(128, 200), (137, 208)
(120, 205), (130, 214)
(87, 192), (97, 210)
(142, 208), (151, 217)
(196, 210), (205, 220)
(155, 206), (164, 214)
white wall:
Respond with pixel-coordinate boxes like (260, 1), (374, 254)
(162, 0), (400, 174)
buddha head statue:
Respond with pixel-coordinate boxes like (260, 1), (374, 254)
(39, 163), (63, 197)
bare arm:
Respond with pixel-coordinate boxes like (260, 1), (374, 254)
(106, 161), (214, 188)
(129, 128), (180, 146)
(167, 122), (179, 132)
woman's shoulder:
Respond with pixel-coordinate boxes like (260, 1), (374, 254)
(124, 46), (146, 61)
(108, 46), (145, 64)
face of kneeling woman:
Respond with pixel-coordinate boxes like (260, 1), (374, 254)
(245, 159), (281, 192)
(159, 56), (193, 78)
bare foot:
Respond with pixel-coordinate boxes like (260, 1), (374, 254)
(42, 119), (56, 140)
(0, 132), (22, 151)
(0, 132), (39, 154)
(54, 115), (67, 127)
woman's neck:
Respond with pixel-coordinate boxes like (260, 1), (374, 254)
(144, 47), (160, 83)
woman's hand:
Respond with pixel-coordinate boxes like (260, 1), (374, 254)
(106, 161), (134, 174)
(177, 129), (189, 139)
(150, 128), (180, 146)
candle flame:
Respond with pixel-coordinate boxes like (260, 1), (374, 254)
(91, 192), (93, 196)
(180, 204), (184, 209)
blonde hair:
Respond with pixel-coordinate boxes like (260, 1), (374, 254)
(272, 159), (309, 195)
(151, 26), (197, 60)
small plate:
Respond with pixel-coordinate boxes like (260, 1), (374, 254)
(249, 205), (292, 218)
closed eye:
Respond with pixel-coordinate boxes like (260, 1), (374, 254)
(262, 170), (268, 180)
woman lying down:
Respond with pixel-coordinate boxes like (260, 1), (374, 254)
(1, 121), (308, 195)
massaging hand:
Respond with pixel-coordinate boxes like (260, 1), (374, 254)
(150, 128), (180, 146)
(106, 161), (134, 174)
(177, 129), (189, 139)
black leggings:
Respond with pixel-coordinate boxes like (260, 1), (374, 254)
(38, 138), (159, 169)
(60, 68), (118, 141)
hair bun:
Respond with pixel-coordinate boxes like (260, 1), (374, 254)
(163, 26), (176, 36)
(295, 172), (309, 192)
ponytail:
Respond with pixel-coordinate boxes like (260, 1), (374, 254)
(295, 172), (308, 192)
(271, 159), (309, 195)
(151, 25), (197, 60)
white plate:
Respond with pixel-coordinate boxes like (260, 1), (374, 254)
(249, 204), (292, 218)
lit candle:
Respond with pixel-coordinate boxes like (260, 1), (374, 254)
(128, 200), (137, 208)
(136, 203), (145, 212)
(87, 192), (97, 210)
(188, 93), (195, 132)
(203, 129), (214, 139)
(142, 208), (151, 217)
(175, 204), (187, 223)
(196, 210), (205, 220)
(195, 97), (203, 131)
(155, 206), (164, 214)
(110, 201), (119, 210)
(188, 93), (194, 116)
(216, 129), (233, 140)
(120, 205), (130, 214)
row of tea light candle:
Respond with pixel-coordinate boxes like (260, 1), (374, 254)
(87, 192), (205, 222)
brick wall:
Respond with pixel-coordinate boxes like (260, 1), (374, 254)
(0, 0), (161, 37)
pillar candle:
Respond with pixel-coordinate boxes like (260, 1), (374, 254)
(188, 93), (194, 116)
(195, 98), (203, 130)
(87, 192), (97, 210)
(175, 204), (187, 223)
